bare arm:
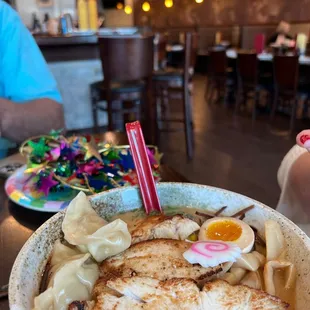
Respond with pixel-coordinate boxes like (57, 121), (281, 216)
(0, 98), (65, 143)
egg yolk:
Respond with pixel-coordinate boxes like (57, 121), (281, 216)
(206, 220), (242, 241)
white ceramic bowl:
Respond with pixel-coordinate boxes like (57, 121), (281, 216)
(9, 183), (310, 310)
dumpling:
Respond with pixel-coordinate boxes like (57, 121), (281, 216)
(62, 192), (131, 262)
(47, 240), (82, 285)
(50, 240), (80, 266)
(62, 192), (107, 244)
(33, 288), (54, 310)
(80, 219), (132, 262)
(33, 254), (99, 310)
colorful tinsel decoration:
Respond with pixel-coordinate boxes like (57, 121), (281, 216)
(19, 130), (162, 196)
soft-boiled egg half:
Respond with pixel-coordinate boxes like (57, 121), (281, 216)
(199, 217), (255, 253)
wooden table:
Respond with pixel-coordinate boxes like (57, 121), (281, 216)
(226, 49), (310, 65)
(0, 132), (188, 309)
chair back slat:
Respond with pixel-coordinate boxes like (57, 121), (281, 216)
(237, 53), (258, 84)
(99, 35), (154, 82)
(209, 50), (227, 75)
(273, 55), (299, 91)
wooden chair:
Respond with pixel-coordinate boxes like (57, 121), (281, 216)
(90, 35), (154, 140)
(153, 32), (168, 71)
(205, 49), (230, 104)
(271, 55), (300, 133)
(152, 32), (197, 159)
(235, 53), (259, 120)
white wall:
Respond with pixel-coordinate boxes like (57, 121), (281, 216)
(15, 0), (133, 28)
(15, 0), (76, 26)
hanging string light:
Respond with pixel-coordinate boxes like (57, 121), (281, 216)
(142, 1), (151, 12)
(165, 0), (173, 8)
(195, 0), (204, 3)
(124, 5), (133, 14)
(116, 2), (124, 10)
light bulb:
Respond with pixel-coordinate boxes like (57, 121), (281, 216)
(195, 0), (204, 3)
(165, 0), (173, 8)
(124, 5), (133, 14)
(142, 1), (151, 12)
(116, 2), (124, 10)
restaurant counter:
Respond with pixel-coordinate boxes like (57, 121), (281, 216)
(34, 35), (105, 131)
(34, 34), (99, 62)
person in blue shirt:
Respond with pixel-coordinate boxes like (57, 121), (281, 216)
(0, 1), (64, 157)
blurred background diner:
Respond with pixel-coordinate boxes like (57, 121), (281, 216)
(1, 0), (310, 225)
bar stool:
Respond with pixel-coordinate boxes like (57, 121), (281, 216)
(90, 35), (154, 138)
(153, 32), (197, 159)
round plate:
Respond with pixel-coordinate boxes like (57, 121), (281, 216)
(5, 165), (78, 213)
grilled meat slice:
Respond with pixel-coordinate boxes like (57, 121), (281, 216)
(91, 278), (289, 310)
(201, 280), (289, 309)
(93, 293), (144, 310)
(93, 277), (201, 310)
(92, 278), (122, 299)
(100, 239), (222, 282)
(131, 215), (200, 244)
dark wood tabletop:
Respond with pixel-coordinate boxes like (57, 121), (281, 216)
(0, 132), (188, 309)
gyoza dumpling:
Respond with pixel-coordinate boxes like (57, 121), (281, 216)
(47, 240), (82, 285)
(62, 192), (107, 244)
(81, 219), (132, 262)
(33, 254), (99, 310)
(62, 192), (131, 262)
(50, 240), (80, 266)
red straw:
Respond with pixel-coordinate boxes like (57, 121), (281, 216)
(126, 121), (162, 214)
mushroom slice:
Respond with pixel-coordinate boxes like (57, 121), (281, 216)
(221, 267), (247, 285)
(265, 220), (285, 261)
(264, 260), (296, 296)
(240, 271), (263, 290)
(233, 251), (265, 271)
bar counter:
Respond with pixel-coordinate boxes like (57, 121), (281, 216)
(34, 34), (104, 131)
(34, 34), (100, 62)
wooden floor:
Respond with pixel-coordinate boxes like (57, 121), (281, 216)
(159, 75), (310, 208)
(71, 75), (310, 208)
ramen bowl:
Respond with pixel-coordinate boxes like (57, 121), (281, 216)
(9, 183), (310, 310)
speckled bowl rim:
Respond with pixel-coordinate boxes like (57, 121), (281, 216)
(9, 182), (310, 309)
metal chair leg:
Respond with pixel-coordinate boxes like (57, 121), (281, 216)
(270, 90), (278, 122)
(290, 98), (298, 135)
(252, 89), (260, 121)
(234, 86), (242, 114)
(205, 78), (214, 104)
(91, 89), (99, 132)
(183, 87), (194, 160)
